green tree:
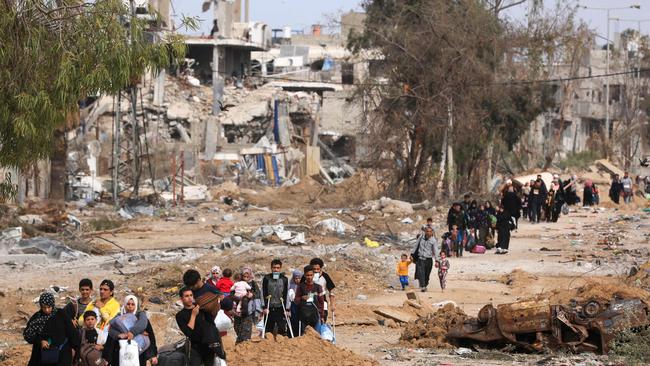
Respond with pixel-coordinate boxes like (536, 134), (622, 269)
(0, 0), (189, 199)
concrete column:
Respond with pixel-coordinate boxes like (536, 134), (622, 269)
(153, 69), (165, 106)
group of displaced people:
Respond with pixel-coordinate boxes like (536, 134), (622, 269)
(25, 279), (158, 366)
(24, 258), (336, 366)
(609, 171), (638, 205)
(442, 190), (518, 257)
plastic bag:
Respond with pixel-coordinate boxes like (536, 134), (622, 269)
(96, 325), (109, 345)
(561, 203), (569, 215)
(215, 310), (232, 332)
(118, 339), (139, 366)
(318, 323), (335, 343)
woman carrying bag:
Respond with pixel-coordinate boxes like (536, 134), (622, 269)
(25, 292), (79, 366)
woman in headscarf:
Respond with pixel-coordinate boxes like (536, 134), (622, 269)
(83, 279), (120, 330)
(232, 266), (262, 343)
(102, 295), (158, 365)
(286, 269), (302, 338)
(206, 265), (221, 288)
(25, 292), (79, 366)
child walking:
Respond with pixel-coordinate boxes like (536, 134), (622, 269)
(435, 252), (450, 291)
(396, 254), (411, 290)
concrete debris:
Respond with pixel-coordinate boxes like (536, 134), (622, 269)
(364, 197), (415, 215)
(18, 214), (44, 225)
(222, 214), (235, 222)
(10, 237), (87, 260)
(315, 218), (355, 235)
(373, 307), (416, 323)
(166, 102), (192, 120)
(251, 224), (306, 245)
(0, 227), (23, 255)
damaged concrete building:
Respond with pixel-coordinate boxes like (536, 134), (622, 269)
(0, 6), (375, 206)
(517, 32), (649, 170)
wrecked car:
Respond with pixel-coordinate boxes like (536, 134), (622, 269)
(447, 298), (650, 354)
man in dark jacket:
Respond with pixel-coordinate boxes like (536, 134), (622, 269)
(175, 288), (225, 366)
(262, 258), (289, 336)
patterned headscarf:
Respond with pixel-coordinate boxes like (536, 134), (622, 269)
(23, 293), (57, 344)
(210, 266), (222, 279)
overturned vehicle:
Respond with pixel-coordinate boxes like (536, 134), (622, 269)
(447, 298), (650, 354)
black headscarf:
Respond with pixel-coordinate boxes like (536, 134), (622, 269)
(23, 292), (57, 344)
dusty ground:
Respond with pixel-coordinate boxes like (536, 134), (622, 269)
(1, 189), (649, 365)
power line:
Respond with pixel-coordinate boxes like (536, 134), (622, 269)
(256, 67), (650, 88)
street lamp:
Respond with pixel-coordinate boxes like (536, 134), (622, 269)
(580, 4), (641, 143)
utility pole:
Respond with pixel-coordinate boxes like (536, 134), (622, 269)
(446, 99), (455, 199)
(581, 4), (641, 146)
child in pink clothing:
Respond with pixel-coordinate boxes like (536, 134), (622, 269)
(231, 280), (252, 315)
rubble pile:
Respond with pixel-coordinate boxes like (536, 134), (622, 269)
(400, 303), (468, 349)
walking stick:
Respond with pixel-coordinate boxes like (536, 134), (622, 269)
(331, 308), (336, 342)
(263, 296), (271, 339)
(280, 296), (295, 338)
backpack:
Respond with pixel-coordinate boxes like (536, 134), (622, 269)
(79, 328), (103, 366)
(157, 339), (190, 366)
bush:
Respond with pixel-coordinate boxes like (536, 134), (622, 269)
(87, 216), (123, 231)
(557, 150), (603, 171)
(609, 326), (650, 363)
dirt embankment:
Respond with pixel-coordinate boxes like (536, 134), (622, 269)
(242, 172), (383, 210)
(225, 327), (378, 366)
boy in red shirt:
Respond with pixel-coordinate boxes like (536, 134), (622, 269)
(216, 268), (234, 296)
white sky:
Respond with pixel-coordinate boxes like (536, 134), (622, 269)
(171, 0), (650, 42)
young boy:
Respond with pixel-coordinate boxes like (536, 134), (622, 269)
(216, 268), (234, 296)
(396, 254), (411, 290)
(435, 252), (450, 291)
(78, 311), (104, 366)
(64, 278), (93, 328)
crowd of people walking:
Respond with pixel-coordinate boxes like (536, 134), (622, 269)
(24, 258), (336, 366)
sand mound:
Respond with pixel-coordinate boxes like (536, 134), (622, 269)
(243, 171), (383, 209)
(499, 269), (539, 286)
(400, 303), (467, 348)
(534, 280), (650, 304)
(225, 327), (378, 365)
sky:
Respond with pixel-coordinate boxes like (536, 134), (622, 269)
(172, 0), (650, 41)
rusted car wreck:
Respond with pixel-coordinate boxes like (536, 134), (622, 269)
(447, 298), (650, 353)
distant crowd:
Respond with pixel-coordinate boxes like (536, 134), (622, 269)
(403, 171), (646, 294)
(24, 258), (336, 366)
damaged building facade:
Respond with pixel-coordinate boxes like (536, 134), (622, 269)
(518, 32), (649, 170)
(0, 7), (375, 205)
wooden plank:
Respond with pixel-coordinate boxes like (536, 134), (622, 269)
(373, 307), (416, 323)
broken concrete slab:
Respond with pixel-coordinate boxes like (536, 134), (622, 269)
(166, 102), (192, 120)
(596, 159), (625, 178)
(0, 227), (22, 255)
(11, 237), (87, 260)
(315, 218), (355, 235)
(373, 307), (416, 323)
(18, 215), (44, 225)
